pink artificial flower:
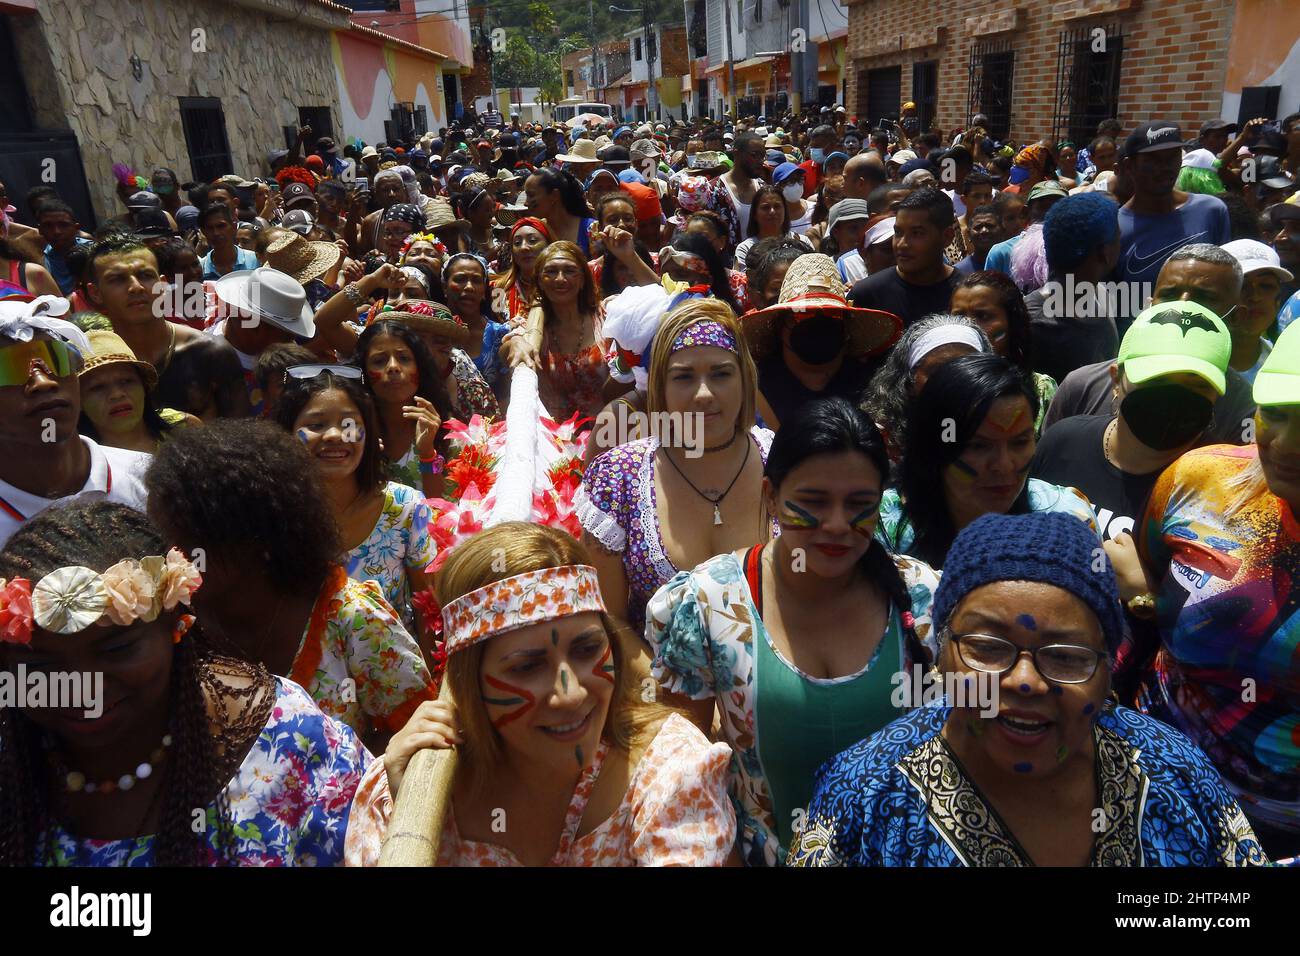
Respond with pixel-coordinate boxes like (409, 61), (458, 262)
(160, 548), (203, 609)
(100, 560), (156, 626)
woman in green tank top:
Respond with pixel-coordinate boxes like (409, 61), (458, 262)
(646, 397), (942, 866)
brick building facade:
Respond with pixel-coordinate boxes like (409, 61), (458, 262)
(844, 0), (1237, 146)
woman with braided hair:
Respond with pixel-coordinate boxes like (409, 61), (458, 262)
(0, 500), (370, 866)
(644, 397), (941, 867)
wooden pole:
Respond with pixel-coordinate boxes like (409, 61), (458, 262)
(377, 680), (458, 867)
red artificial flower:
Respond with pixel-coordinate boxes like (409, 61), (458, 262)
(0, 577), (33, 645)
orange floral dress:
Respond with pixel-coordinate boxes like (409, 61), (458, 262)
(538, 311), (610, 424)
(344, 713), (736, 866)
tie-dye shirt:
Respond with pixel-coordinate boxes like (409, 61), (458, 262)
(1138, 443), (1300, 831)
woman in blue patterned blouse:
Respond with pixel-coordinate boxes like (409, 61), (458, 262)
(788, 509), (1267, 867)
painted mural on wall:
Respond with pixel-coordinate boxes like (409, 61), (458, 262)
(332, 31), (446, 146)
(1222, 0), (1300, 121)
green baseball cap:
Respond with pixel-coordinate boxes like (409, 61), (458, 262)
(1026, 180), (1069, 203)
(1254, 321), (1300, 406)
(1118, 301), (1231, 395)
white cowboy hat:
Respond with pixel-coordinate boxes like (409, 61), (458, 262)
(214, 267), (315, 339)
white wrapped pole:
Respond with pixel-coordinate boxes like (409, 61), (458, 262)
(380, 364), (544, 866)
(486, 364), (542, 526)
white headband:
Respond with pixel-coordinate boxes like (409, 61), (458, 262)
(0, 296), (92, 358)
(907, 325), (986, 371)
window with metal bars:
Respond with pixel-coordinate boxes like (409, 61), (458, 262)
(968, 38), (1014, 142)
(1053, 22), (1125, 146)
(178, 97), (233, 184)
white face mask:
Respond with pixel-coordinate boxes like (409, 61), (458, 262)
(782, 183), (805, 202)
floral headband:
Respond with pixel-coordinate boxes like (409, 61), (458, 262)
(400, 231), (448, 262)
(0, 549), (202, 644)
(670, 319), (737, 355)
(440, 565), (606, 655)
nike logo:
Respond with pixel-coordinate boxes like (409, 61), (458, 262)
(1123, 230), (1211, 273)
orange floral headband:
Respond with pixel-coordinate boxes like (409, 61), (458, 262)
(440, 565), (606, 655)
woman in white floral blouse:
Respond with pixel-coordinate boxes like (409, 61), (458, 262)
(645, 397), (942, 867)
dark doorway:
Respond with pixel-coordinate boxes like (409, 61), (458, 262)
(298, 106), (334, 144)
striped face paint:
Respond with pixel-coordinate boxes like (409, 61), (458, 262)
(948, 457), (979, 484)
(483, 674), (537, 729)
(779, 500), (821, 530)
(296, 428), (312, 445)
(591, 643), (616, 685)
(849, 504), (878, 539)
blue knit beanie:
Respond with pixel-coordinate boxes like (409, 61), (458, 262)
(933, 511), (1123, 651)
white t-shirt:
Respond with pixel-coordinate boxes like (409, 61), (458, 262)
(0, 438), (150, 548)
(734, 233), (814, 269)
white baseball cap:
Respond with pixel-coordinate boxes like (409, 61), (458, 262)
(864, 217), (896, 248)
(1222, 238), (1295, 283)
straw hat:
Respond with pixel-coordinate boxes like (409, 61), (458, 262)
(426, 198), (466, 232)
(265, 231), (342, 285)
(495, 197), (529, 226)
(374, 299), (476, 347)
(555, 139), (600, 164)
(78, 329), (157, 387)
(742, 254), (901, 361)
(461, 172), (494, 192)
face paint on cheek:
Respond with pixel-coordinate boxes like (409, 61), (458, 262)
(1050, 685), (1063, 696)
(948, 458), (978, 485)
(591, 643), (615, 685)
(296, 428), (312, 445)
(849, 505), (878, 539)
(779, 500), (821, 530)
(966, 720), (984, 737)
(482, 674), (537, 729)
(1082, 702), (1095, 716)
(1056, 745), (1069, 764)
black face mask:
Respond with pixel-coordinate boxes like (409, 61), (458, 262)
(788, 316), (846, 366)
(1120, 384), (1214, 451)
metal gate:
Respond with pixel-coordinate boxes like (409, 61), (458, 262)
(865, 65), (901, 127)
(1052, 22), (1125, 146)
(968, 37), (1014, 142)
(912, 61), (937, 133)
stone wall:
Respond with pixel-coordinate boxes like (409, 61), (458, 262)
(11, 0), (346, 222)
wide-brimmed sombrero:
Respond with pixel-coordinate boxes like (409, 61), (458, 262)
(742, 253), (901, 361)
(373, 299), (477, 348)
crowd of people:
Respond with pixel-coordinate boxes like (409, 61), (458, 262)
(1, 100), (1299, 866)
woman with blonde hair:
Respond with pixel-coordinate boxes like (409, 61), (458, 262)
(577, 297), (773, 641)
(500, 240), (615, 422)
(344, 522), (737, 866)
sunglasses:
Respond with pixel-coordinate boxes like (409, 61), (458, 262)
(0, 339), (82, 387)
(283, 363), (363, 383)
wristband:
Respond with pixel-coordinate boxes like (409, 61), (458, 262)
(343, 282), (365, 306)
(418, 452), (445, 476)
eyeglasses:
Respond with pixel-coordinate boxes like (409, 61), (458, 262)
(0, 339), (82, 387)
(950, 632), (1107, 684)
(283, 364), (363, 383)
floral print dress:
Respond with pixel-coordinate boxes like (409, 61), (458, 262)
(538, 311), (609, 423)
(344, 481), (438, 629)
(575, 427), (775, 633)
(37, 678), (372, 866)
(645, 550), (941, 867)
(291, 565), (437, 737)
(344, 714), (735, 866)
